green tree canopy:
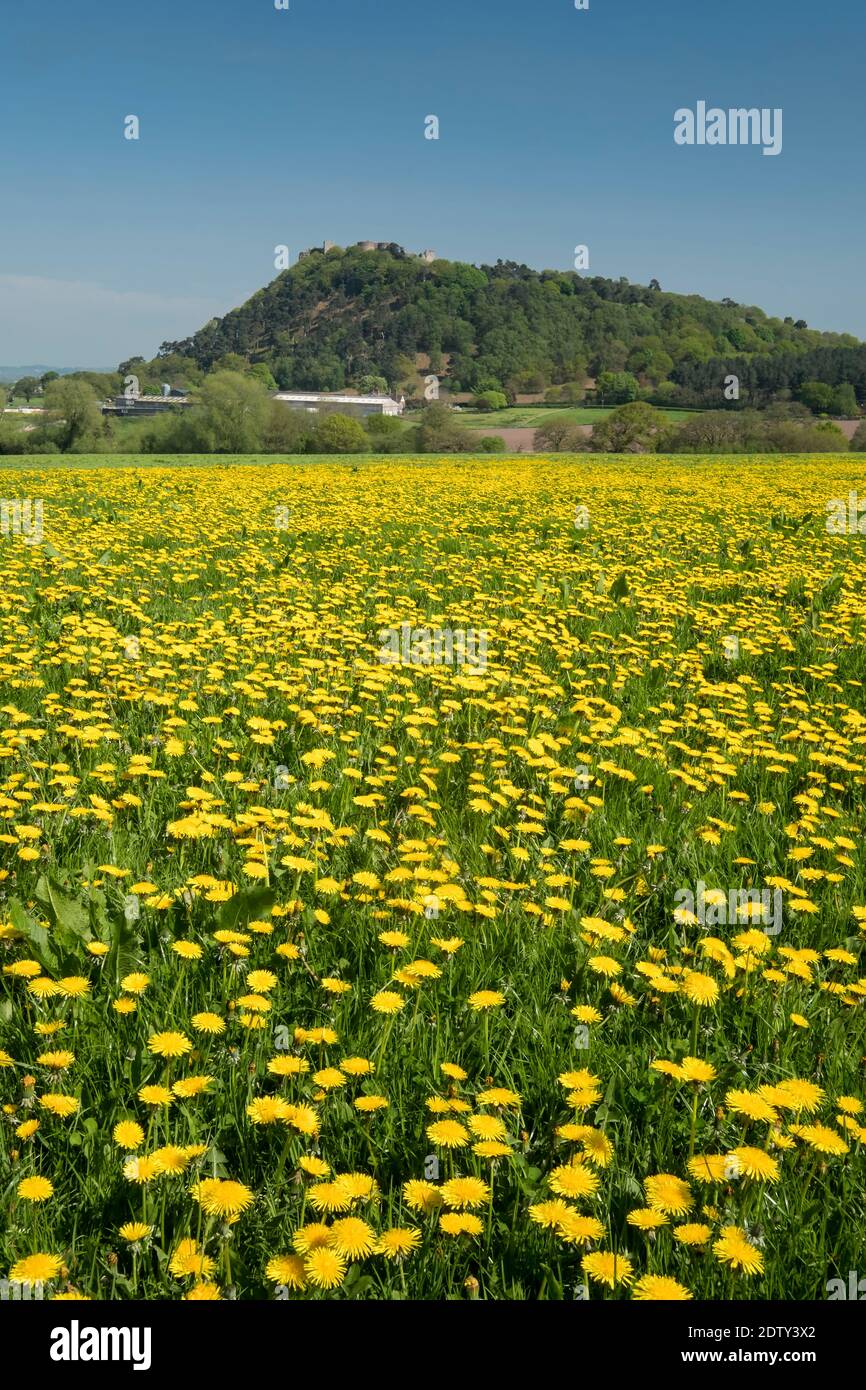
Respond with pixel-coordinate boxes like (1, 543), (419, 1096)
(42, 378), (104, 452)
(190, 371), (271, 452)
(595, 371), (640, 405)
(473, 390), (508, 412)
(249, 363), (278, 392)
(13, 376), (40, 402)
(312, 413), (369, 454)
(590, 402), (666, 453)
(357, 374), (389, 395)
(413, 402), (474, 453)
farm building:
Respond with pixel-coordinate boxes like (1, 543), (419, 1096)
(102, 390), (192, 417)
(272, 392), (405, 418)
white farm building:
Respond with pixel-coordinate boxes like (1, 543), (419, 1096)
(272, 392), (404, 418)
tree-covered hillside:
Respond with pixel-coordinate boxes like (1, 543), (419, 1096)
(156, 245), (865, 407)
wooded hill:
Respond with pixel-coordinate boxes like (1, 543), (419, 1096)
(156, 245), (866, 408)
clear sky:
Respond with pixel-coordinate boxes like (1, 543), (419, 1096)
(1, 0), (863, 365)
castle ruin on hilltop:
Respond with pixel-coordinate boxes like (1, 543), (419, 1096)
(298, 240), (436, 263)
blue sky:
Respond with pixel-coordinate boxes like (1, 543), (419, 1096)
(1, 0), (863, 365)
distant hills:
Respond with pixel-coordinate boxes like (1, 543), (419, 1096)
(0, 366), (112, 383)
(156, 244), (866, 408)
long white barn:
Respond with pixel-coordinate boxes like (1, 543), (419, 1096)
(272, 391), (404, 418)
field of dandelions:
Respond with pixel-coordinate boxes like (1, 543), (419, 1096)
(1, 454), (865, 1301)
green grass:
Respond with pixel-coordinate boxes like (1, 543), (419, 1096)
(0, 450), (852, 472)
(444, 406), (696, 430)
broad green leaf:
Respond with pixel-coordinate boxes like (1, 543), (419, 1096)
(46, 875), (92, 941)
(9, 899), (58, 974)
(609, 572), (630, 601)
(218, 884), (276, 932)
(104, 905), (143, 988)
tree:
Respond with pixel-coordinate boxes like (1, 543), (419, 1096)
(393, 355), (417, 388)
(627, 344), (674, 384)
(295, 353), (345, 392)
(595, 371), (639, 405)
(312, 413), (369, 454)
(666, 409), (849, 454)
(249, 363), (278, 392)
(591, 341), (629, 375)
(365, 412), (404, 438)
(413, 402), (474, 453)
(214, 353), (250, 374)
(765, 401), (811, 421)
(262, 401), (314, 454)
(534, 418), (579, 451)
(473, 390), (508, 412)
(476, 435), (506, 452)
(0, 413), (28, 454)
(533, 420), (590, 452)
(649, 380), (680, 406)
(474, 377), (506, 397)
(590, 401), (666, 453)
(39, 370), (59, 390)
(357, 374), (389, 395)
(832, 383), (859, 417)
(42, 378), (104, 451)
(364, 414), (406, 452)
(127, 352), (201, 393)
(666, 410), (767, 453)
(798, 381), (836, 414)
(70, 371), (118, 399)
(118, 356), (146, 376)
(512, 370), (548, 394)
(13, 376), (40, 403)
(188, 371), (271, 452)
(766, 418), (848, 452)
(558, 381), (587, 404)
(272, 357), (295, 390)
